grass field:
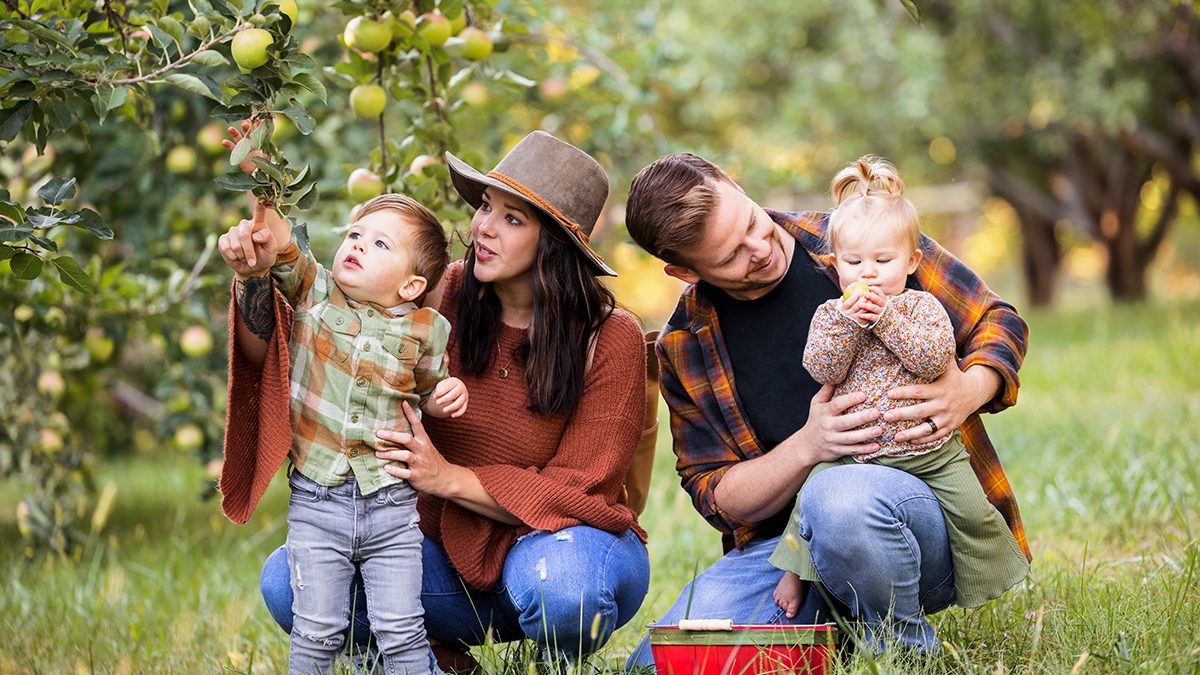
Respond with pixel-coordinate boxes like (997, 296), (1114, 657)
(2, 300), (1199, 674)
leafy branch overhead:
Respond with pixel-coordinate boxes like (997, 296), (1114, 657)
(1, 179), (111, 295)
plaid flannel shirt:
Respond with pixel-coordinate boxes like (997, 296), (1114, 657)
(272, 237), (450, 496)
(657, 210), (1031, 559)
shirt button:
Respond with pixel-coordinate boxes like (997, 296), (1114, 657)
(350, 449), (358, 457)
(356, 378), (366, 387)
(336, 318), (344, 325)
(367, 309), (375, 317)
(364, 342), (371, 351)
(351, 414), (359, 423)
(398, 344), (405, 353)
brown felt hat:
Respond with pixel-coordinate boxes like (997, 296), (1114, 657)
(445, 131), (616, 276)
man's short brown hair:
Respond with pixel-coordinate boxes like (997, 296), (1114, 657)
(355, 194), (449, 297)
(625, 153), (731, 267)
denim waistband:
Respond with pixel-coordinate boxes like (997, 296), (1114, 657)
(288, 465), (410, 500)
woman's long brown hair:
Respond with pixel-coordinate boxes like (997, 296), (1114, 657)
(454, 211), (615, 418)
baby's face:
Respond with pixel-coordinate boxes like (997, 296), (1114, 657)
(331, 211), (422, 307)
(833, 223), (921, 298)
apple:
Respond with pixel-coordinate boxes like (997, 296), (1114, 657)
(459, 27), (493, 61)
(38, 429), (64, 453)
(196, 123), (227, 155)
(409, 154), (437, 176)
(344, 15), (393, 53)
(390, 10), (417, 38)
(37, 371), (65, 397)
(180, 325), (213, 357)
(540, 76), (568, 101)
(166, 145), (197, 174)
(447, 11), (467, 35)
(347, 168), (383, 202)
(174, 424), (204, 452)
(461, 81), (489, 106)
(842, 281), (870, 300)
(231, 27), (273, 73)
(276, 0), (298, 27)
(85, 328), (115, 363)
(418, 12), (451, 46)
(13, 305), (34, 322)
(350, 84), (386, 118)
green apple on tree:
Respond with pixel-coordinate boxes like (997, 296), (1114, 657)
(350, 84), (386, 118)
(389, 10), (417, 38)
(180, 325), (213, 357)
(409, 155), (438, 177)
(37, 371), (65, 397)
(418, 12), (451, 46)
(85, 328), (115, 363)
(276, 0), (298, 27)
(174, 424), (204, 452)
(348, 168), (384, 202)
(231, 27), (274, 73)
(459, 27), (493, 60)
(196, 124), (227, 155)
(344, 15), (393, 53)
(166, 145), (198, 174)
(447, 11), (467, 35)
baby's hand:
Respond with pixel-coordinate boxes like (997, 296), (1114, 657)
(429, 377), (468, 418)
(772, 571), (806, 619)
(840, 286), (887, 325)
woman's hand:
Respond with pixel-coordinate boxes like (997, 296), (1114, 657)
(218, 201), (281, 277)
(885, 363), (1002, 444)
(376, 402), (455, 497)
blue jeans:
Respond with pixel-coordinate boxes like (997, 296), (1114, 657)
(626, 463), (956, 669)
(285, 471), (432, 675)
(263, 525), (650, 661)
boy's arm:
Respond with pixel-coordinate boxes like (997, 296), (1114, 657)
(802, 301), (865, 385)
(871, 293), (956, 380)
(411, 311), (451, 409)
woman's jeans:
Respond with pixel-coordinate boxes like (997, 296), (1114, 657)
(626, 464), (957, 670)
(263, 525), (650, 661)
(285, 471), (431, 675)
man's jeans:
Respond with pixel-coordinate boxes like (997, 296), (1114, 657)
(263, 525), (650, 662)
(285, 471), (431, 675)
(626, 463), (956, 670)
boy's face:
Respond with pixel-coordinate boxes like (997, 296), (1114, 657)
(833, 220), (921, 297)
(331, 210), (425, 307)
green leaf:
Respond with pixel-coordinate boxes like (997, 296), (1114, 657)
(0, 200), (25, 226)
(37, 177), (77, 206)
(493, 70), (536, 88)
(208, 0), (241, 18)
(250, 156), (287, 184)
(50, 255), (94, 295)
(249, 118), (272, 149)
(293, 182), (319, 210)
(163, 73), (224, 102)
(10, 251), (43, 279)
(291, 72), (327, 103)
(189, 49), (229, 67)
(157, 16), (184, 42)
(29, 235), (58, 252)
(230, 136), (252, 166)
(898, 0), (923, 23)
(74, 208), (114, 240)
(0, 224), (34, 243)
(26, 207), (76, 229)
(0, 245), (15, 260)
(146, 24), (177, 54)
(0, 101), (36, 142)
(10, 19), (72, 49)
(210, 105), (255, 124)
(215, 172), (260, 191)
(283, 52), (317, 70)
(279, 105), (315, 135)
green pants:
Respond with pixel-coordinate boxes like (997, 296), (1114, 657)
(768, 430), (1029, 608)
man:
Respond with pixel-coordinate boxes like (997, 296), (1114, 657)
(623, 153), (1030, 661)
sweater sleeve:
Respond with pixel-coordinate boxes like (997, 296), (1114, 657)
(803, 300), (866, 385)
(474, 311), (646, 530)
(870, 292), (956, 381)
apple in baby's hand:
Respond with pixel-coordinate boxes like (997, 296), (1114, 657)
(842, 281), (870, 300)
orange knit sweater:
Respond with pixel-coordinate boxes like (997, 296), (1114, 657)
(220, 264), (647, 591)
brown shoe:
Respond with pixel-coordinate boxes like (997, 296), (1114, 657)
(431, 644), (481, 675)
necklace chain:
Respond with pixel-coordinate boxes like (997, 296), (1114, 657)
(495, 341), (514, 379)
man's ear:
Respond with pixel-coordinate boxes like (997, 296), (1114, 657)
(664, 264), (701, 285)
(399, 275), (428, 302)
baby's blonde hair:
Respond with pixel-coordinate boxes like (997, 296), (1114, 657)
(827, 156), (920, 255)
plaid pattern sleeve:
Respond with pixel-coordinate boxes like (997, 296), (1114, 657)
(659, 209), (1031, 559)
(270, 236), (320, 309)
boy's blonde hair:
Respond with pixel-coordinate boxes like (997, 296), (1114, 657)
(354, 194), (449, 296)
(827, 156), (920, 254)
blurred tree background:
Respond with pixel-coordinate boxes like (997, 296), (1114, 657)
(3, 0), (1199, 554)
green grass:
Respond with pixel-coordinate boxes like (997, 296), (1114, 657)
(3, 300), (1200, 674)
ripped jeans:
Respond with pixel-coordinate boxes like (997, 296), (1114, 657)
(285, 470), (432, 675)
(263, 523), (649, 663)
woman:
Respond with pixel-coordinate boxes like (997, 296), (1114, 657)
(251, 131), (651, 666)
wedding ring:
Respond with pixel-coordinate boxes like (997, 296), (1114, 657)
(926, 418), (938, 434)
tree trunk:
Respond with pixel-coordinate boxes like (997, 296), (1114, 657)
(1013, 205), (1060, 307)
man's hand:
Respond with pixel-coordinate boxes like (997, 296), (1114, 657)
(218, 201), (282, 277)
(886, 363), (1002, 443)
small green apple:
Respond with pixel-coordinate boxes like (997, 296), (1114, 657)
(37, 371), (65, 397)
(347, 168), (384, 202)
(180, 325), (213, 357)
(418, 12), (451, 46)
(85, 328), (115, 363)
(447, 11), (467, 35)
(196, 123), (227, 155)
(842, 281), (870, 300)
(459, 27), (493, 60)
(38, 429), (64, 453)
(166, 145), (197, 174)
(350, 84), (386, 118)
(231, 27), (273, 73)
(174, 424), (204, 452)
(461, 81), (489, 106)
(13, 305), (34, 322)
(390, 9), (417, 38)
(277, 0), (298, 27)
(409, 154), (438, 176)
(344, 15), (393, 53)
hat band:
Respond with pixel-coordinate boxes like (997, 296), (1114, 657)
(486, 171), (591, 245)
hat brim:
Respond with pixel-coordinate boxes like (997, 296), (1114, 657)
(445, 151), (617, 277)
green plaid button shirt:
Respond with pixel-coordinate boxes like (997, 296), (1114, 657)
(272, 237), (450, 496)
(658, 210), (1032, 559)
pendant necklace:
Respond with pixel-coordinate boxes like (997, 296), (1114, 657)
(495, 341), (514, 379)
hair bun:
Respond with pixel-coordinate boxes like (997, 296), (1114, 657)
(830, 155), (906, 207)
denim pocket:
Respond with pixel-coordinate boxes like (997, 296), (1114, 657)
(288, 471), (324, 503)
(378, 483), (418, 509)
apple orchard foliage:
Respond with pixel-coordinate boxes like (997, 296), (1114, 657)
(0, 0), (541, 555)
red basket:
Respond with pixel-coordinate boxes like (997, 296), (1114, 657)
(648, 624), (838, 675)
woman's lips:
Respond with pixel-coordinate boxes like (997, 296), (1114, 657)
(477, 243), (496, 260)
